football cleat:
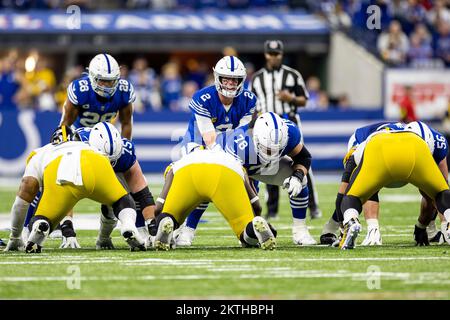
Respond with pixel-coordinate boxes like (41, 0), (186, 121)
(339, 217), (362, 250)
(122, 229), (146, 252)
(361, 226), (382, 246)
(174, 226), (195, 247)
(252, 216), (276, 250)
(320, 233), (338, 245)
(293, 225), (317, 246)
(153, 217), (174, 251)
(26, 220), (50, 253)
(25, 241), (42, 253)
(0, 239), (6, 248)
(441, 222), (450, 245)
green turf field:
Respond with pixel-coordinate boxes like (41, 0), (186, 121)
(1, 182), (450, 300)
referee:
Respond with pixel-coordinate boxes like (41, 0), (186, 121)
(250, 40), (322, 220)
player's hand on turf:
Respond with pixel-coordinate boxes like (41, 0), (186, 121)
(414, 225), (429, 246)
(4, 237), (25, 251)
(60, 236), (81, 249)
(283, 171), (306, 198)
(96, 237), (115, 250)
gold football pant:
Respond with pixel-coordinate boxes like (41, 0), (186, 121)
(347, 132), (448, 203)
(162, 164), (254, 238)
(34, 150), (128, 230)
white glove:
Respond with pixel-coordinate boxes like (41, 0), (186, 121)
(4, 237), (25, 251)
(283, 171), (307, 198)
(60, 236), (81, 249)
(441, 222), (450, 245)
(361, 227), (382, 246)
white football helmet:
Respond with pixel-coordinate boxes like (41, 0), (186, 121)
(89, 122), (123, 163)
(405, 121), (435, 154)
(88, 53), (120, 98)
(213, 56), (246, 98)
(253, 112), (289, 164)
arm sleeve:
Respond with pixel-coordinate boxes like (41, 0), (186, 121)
(195, 114), (215, 135)
(294, 72), (309, 99)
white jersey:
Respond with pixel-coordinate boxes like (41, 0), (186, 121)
(23, 141), (97, 187)
(172, 147), (245, 180)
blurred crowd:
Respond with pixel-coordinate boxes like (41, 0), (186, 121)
(0, 48), (343, 112)
(0, 0), (298, 10)
(309, 0), (450, 68)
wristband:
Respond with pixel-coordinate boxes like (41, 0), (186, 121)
(250, 196), (259, 204)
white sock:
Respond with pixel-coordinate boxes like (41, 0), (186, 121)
(322, 218), (340, 234)
(444, 209), (450, 223)
(118, 208), (137, 231)
(366, 218), (379, 229)
(343, 209), (359, 225)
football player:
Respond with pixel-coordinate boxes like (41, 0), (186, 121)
(338, 122), (450, 250)
(60, 53), (135, 139)
(75, 123), (156, 249)
(152, 146), (276, 251)
(21, 123), (156, 250)
(4, 125), (145, 253)
(54, 54), (136, 244)
(175, 112), (316, 247)
(321, 121), (449, 247)
(182, 55), (256, 151)
(176, 56), (257, 243)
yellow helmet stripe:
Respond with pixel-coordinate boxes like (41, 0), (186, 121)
(61, 125), (67, 142)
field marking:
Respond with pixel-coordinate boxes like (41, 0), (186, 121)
(1, 270), (450, 284)
(1, 256), (449, 266)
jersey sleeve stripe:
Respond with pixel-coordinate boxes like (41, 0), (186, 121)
(189, 102), (211, 117)
(67, 83), (78, 105)
(128, 84), (136, 103)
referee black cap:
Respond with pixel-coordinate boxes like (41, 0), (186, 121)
(264, 40), (284, 54)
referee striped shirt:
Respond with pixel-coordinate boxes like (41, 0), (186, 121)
(250, 64), (309, 119)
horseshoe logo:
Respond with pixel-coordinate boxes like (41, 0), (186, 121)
(0, 111), (41, 175)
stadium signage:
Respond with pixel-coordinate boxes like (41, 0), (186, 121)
(0, 11), (328, 33)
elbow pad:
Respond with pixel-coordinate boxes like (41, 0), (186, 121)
(291, 146), (312, 171)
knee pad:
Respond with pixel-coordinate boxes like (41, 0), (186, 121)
(28, 215), (52, 233)
(436, 190), (450, 214)
(341, 195), (362, 215)
(112, 194), (136, 219)
(156, 212), (179, 230)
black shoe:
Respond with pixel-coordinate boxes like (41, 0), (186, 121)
(320, 233), (337, 245)
(0, 239), (5, 247)
(429, 231), (442, 243)
(25, 241), (42, 253)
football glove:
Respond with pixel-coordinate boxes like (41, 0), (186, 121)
(361, 226), (382, 246)
(60, 236), (81, 249)
(4, 237), (25, 251)
(414, 225), (429, 246)
(283, 170), (307, 198)
(96, 237), (115, 250)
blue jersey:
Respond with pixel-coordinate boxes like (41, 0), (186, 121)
(352, 122), (448, 164)
(224, 119), (302, 175)
(352, 122), (405, 147)
(184, 85), (256, 146)
(67, 76), (136, 129)
(75, 127), (136, 173)
(430, 127), (448, 164)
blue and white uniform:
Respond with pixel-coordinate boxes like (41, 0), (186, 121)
(185, 118), (309, 230)
(67, 76), (135, 129)
(183, 85), (256, 149)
